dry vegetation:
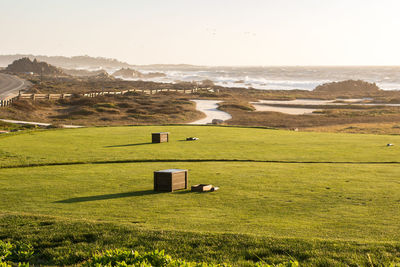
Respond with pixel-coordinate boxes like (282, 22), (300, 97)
(0, 92), (204, 126)
(20, 75), (400, 103)
(216, 81), (400, 131)
(217, 101), (255, 111)
(220, 104), (400, 129)
(24, 75), (202, 94)
(4, 75), (400, 132)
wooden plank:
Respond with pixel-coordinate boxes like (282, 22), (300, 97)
(172, 183), (186, 191)
(172, 172), (185, 181)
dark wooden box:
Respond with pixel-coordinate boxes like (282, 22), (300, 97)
(154, 169), (188, 192)
(152, 132), (169, 143)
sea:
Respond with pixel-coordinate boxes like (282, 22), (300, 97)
(96, 66), (400, 91)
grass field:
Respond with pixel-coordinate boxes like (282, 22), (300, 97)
(1, 125), (400, 265)
(1, 125), (400, 167)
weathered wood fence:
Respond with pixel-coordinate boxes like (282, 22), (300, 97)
(0, 87), (214, 107)
(0, 97), (17, 107)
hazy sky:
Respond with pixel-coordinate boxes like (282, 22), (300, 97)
(1, 0), (400, 66)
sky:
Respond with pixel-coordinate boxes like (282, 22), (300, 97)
(1, 0), (400, 66)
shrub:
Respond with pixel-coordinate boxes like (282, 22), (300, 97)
(219, 102), (255, 111)
(126, 108), (149, 114)
(10, 100), (37, 112)
(69, 107), (96, 116)
(116, 103), (134, 108)
(61, 96), (100, 106)
(0, 241), (12, 261)
(0, 240), (31, 267)
(95, 107), (120, 114)
(95, 103), (117, 109)
(84, 249), (229, 267)
(314, 80), (380, 94)
(84, 249), (299, 267)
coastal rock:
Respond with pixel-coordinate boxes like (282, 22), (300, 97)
(5, 57), (65, 75)
(112, 68), (166, 79)
(88, 71), (116, 81)
(314, 80), (380, 94)
(63, 68), (109, 77)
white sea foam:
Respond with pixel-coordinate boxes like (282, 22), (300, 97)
(77, 66), (400, 91)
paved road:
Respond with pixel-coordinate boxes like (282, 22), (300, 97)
(0, 73), (31, 100)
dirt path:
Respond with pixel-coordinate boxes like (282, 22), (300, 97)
(0, 119), (82, 128)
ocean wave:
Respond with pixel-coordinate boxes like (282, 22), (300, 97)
(91, 66), (400, 91)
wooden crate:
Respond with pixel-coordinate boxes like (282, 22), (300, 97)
(154, 169), (188, 192)
(152, 132), (169, 143)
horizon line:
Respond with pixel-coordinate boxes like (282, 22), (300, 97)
(1, 53), (400, 68)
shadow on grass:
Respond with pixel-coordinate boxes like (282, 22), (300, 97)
(55, 190), (160, 203)
(105, 142), (155, 148)
(172, 190), (193, 194)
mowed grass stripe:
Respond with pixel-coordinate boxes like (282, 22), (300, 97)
(0, 126), (400, 167)
(1, 161), (399, 242)
(3, 158), (400, 169)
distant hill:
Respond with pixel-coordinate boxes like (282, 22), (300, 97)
(5, 57), (65, 75)
(0, 55), (204, 70)
(0, 54), (132, 69)
(313, 80), (380, 94)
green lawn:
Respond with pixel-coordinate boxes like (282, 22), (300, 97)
(1, 162), (400, 242)
(0, 126), (399, 167)
(1, 126), (400, 265)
